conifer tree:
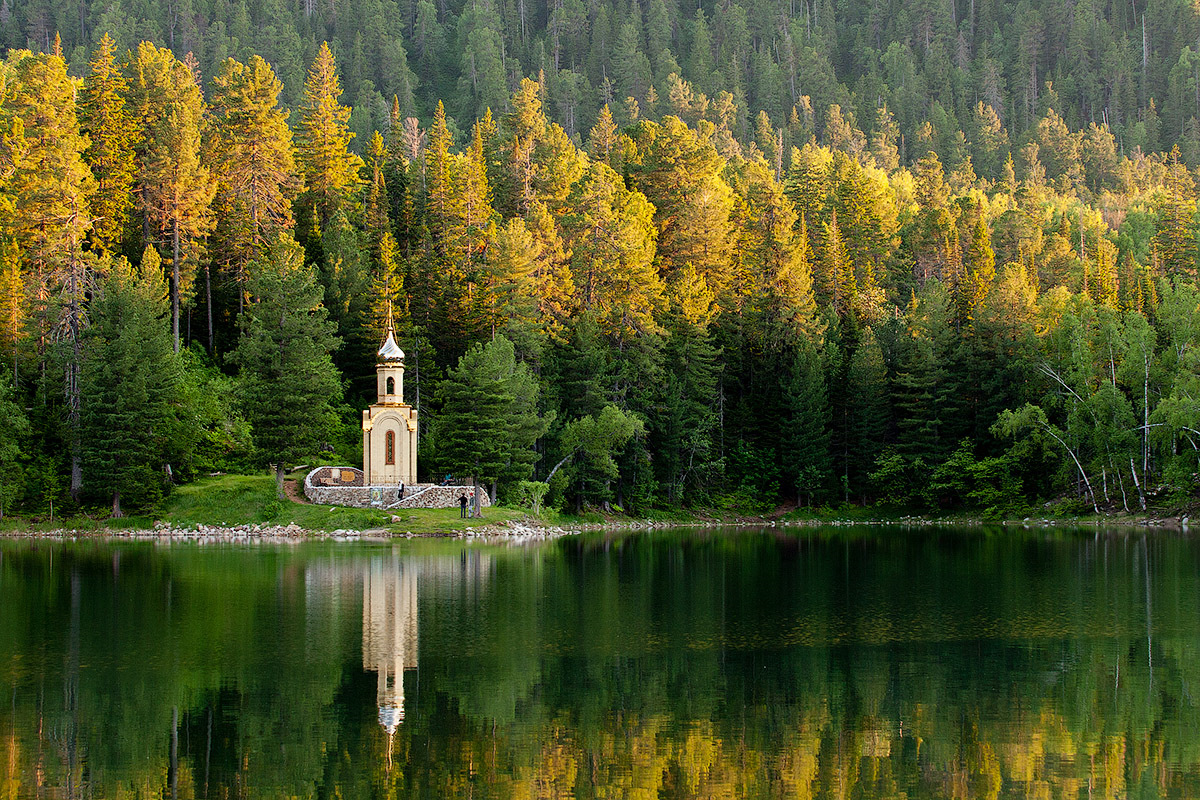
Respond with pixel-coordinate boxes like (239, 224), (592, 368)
(965, 215), (997, 324)
(821, 212), (856, 318)
(208, 55), (300, 279)
(783, 335), (831, 506)
(0, 243), (22, 382)
(296, 42), (364, 230)
(80, 253), (183, 517)
(630, 116), (735, 294)
(845, 324), (889, 502)
(363, 130), (391, 251)
(656, 265), (720, 504)
(134, 43), (216, 353)
(561, 162), (664, 342)
(587, 103), (618, 164)
(80, 33), (138, 254)
(4, 50), (97, 498)
(232, 233), (342, 498)
(437, 335), (549, 508)
(1154, 146), (1198, 279)
(4, 50), (96, 317)
(0, 373), (27, 519)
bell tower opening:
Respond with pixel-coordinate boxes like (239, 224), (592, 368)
(386, 376), (395, 396)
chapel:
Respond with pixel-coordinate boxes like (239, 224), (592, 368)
(362, 318), (418, 486)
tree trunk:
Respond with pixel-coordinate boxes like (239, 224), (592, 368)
(206, 263), (213, 355)
(112, 489), (122, 518)
(275, 463), (286, 500)
(172, 218), (181, 354)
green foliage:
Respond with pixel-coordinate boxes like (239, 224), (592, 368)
(80, 254), (185, 514)
(231, 234), (342, 484)
(0, 374), (28, 518)
(512, 480), (549, 514)
(555, 405), (645, 510)
(436, 335), (549, 500)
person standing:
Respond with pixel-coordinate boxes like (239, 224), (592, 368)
(397, 481), (405, 502)
(459, 493), (468, 518)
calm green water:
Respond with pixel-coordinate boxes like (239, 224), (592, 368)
(1, 527), (1198, 799)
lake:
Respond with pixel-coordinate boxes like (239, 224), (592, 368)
(0, 525), (1197, 798)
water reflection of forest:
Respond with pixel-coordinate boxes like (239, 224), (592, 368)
(2, 532), (1200, 798)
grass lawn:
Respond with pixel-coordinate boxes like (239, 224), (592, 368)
(1, 471), (534, 535)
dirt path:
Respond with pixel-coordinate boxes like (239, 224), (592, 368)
(284, 479), (310, 504)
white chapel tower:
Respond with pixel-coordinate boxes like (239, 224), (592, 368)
(362, 314), (418, 485)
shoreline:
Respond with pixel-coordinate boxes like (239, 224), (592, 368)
(0, 511), (1189, 543)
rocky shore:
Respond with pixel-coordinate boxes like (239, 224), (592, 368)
(1, 513), (1189, 543)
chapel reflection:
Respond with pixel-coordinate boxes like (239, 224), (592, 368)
(303, 548), (493, 755)
(362, 554), (417, 748)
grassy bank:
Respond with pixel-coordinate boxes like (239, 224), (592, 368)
(0, 472), (533, 535)
(1, 471), (1191, 536)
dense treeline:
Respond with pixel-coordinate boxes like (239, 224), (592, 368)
(13, 0), (1200, 165)
(4, 23), (1200, 516)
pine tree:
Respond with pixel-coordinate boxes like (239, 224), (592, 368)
(965, 215), (997, 324)
(727, 157), (818, 341)
(296, 42), (364, 229)
(80, 33), (138, 254)
(0, 242), (22, 382)
(821, 211), (856, 318)
(208, 55), (300, 285)
(232, 233), (342, 498)
(363, 130), (391, 251)
(560, 162), (664, 342)
(80, 254), (182, 516)
(1154, 146), (1198, 279)
(4, 50), (97, 499)
(587, 103), (618, 164)
(135, 43), (216, 353)
(630, 116), (735, 295)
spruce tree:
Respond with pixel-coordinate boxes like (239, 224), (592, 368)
(782, 335), (831, 506)
(0, 374), (28, 519)
(80, 253), (183, 516)
(232, 234), (342, 498)
(437, 335), (548, 508)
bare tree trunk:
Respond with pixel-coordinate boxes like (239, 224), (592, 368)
(112, 489), (122, 518)
(206, 263), (213, 355)
(172, 218), (181, 353)
(275, 463), (286, 500)
(1130, 457), (1147, 510)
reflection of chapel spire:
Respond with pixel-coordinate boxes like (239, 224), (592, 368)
(363, 555), (418, 763)
(377, 301), (404, 363)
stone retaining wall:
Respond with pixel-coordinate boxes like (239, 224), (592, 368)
(396, 485), (491, 509)
(303, 468), (491, 509)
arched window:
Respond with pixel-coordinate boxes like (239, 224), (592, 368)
(386, 376), (395, 395)
(385, 430), (395, 465)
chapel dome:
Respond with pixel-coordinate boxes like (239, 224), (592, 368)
(378, 330), (405, 363)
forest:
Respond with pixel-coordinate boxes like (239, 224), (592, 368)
(4, 0), (1200, 515)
